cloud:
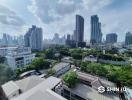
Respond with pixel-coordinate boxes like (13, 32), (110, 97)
(27, 0), (132, 42)
(28, 0), (82, 24)
(0, 5), (25, 26)
(100, 9), (132, 41)
(82, 0), (112, 11)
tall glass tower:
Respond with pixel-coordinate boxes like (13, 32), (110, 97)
(75, 15), (84, 42)
(90, 15), (102, 44)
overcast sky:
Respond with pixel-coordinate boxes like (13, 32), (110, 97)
(0, 0), (132, 42)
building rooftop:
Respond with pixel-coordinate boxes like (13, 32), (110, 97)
(19, 70), (36, 78)
(11, 76), (66, 100)
(15, 75), (44, 92)
(1, 76), (44, 99)
(77, 71), (115, 88)
(63, 83), (119, 100)
(2, 81), (20, 97)
(0, 46), (17, 50)
(53, 62), (70, 72)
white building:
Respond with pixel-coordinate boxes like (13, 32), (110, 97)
(0, 47), (17, 57)
(53, 62), (71, 77)
(6, 47), (35, 69)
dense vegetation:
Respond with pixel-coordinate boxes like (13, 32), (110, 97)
(47, 68), (56, 76)
(124, 51), (132, 57)
(80, 62), (132, 87)
(15, 58), (51, 75)
(63, 71), (78, 88)
(98, 54), (125, 61)
(0, 56), (6, 63)
(0, 64), (14, 85)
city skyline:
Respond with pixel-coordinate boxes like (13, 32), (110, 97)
(0, 0), (132, 42)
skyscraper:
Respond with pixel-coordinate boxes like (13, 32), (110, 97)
(90, 15), (102, 44)
(2, 33), (14, 46)
(125, 32), (132, 45)
(24, 25), (43, 51)
(67, 34), (71, 41)
(106, 33), (117, 43)
(74, 15), (84, 42)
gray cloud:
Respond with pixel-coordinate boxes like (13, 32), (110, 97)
(0, 5), (25, 26)
(28, 0), (82, 24)
(28, 0), (132, 42)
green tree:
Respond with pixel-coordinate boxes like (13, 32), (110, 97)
(32, 58), (51, 70)
(47, 69), (56, 76)
(0, 64), (14, 85)
(63, 71), (78, 88)
(0, 56), (6, 63)
(71, 53), (82, 60)
(45, 49), (54, 59)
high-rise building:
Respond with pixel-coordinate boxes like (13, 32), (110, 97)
(52, 33), (60, 44)
(52, 33), (66, 45)
(67, 34), (71, 41)
(90, 15), (102, 44)
(106, 33), (117, 43)
(17, 35), (24, 46)
(2, 33), (13, 46)
(24, 25), (43, 51)
(74, 15), (84, 42)
(125, 32), (132, 45)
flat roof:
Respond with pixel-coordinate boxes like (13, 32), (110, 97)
(64, 83), (119, 100)
(2, 81), (20, 97)
(11, 76), (66, 100)
(15, 75), (44, 92)
(0, 47), (17, 50)
(19, 70), (35, 77)
(53, 62), (70, 71)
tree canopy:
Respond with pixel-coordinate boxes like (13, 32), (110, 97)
(80, 62), (132, 87)
(63, 71), (78, 88)
(0, 64), (14, 85)
(32, 58), (51, 70)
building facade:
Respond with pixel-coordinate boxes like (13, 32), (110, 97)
(6, 47), (35, 69)
(53, 63), (71, 77)
(75, 15), (84, 42)
(125, 32), (132, 45)
(24, 25), (43, 51)
(106, 33), (117, 43)
(90, 15), (102, 44)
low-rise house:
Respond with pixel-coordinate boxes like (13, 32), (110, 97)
(53, 62), (71, 77)
(77, 72), (115, 89)
(0, 76), (44, 100)
(61, 57), (73, 63)
(11, 77), (66, 100)
(62, 83), (119, 100)
(83, 55), (97, 62)
(61, 71), (120, 100)
(0, 81), (21, 100)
